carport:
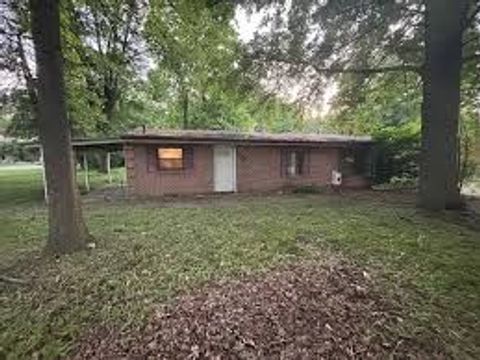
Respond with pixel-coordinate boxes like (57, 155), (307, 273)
(34, 138), (124, 203)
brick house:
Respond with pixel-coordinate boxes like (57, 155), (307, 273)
(122, 130), (374, 196)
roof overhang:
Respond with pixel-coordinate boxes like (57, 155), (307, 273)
(121, 131), (373, 148)
(18, 131), (374, 151)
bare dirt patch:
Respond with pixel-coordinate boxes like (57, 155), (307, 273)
(70, 261), (442, 359)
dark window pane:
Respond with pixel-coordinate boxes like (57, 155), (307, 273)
(284, 150), (305, 177)
(296, 151), (304, 175)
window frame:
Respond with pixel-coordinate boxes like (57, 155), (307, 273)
(156, 146), (186, 171)
(282, 148), (308, 177)
(340, 146), (370, 177)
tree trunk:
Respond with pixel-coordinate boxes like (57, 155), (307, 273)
(459, 122), (470, 190)
(103, 82), (118, 132)
(30, 0), (90, 254)
(95, 151), (109, 173)
(17, 33), (39, 123)
(182, 87), (189, 129)
(418, 0), (468, 210)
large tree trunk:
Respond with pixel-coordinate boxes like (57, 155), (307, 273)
(30, 0), (90, 254)
(419, 0), (468, 211)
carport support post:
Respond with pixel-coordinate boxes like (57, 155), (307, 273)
(83, 153), (90, 192)
(106, 152), (112, 184)
(40, 146), (48, 203)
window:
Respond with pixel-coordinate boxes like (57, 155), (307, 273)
(341, 148), (356, 176)
(283, 149), (306, 177)
(341, 147), (370, 176)
(157, 147), (184, 170)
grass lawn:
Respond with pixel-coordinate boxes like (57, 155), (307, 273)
(0, 165), (126, 207)
(465, 177), (480, 196)
(0, 167), (479, 359)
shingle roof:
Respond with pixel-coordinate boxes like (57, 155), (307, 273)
(122, 129), (373, 145)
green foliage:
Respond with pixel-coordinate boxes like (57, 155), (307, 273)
(1, 0), (145, 138)
(330, 73), (423, 133)
(63, 0), (145, 135)
(244, 0), (479, 189)
(0, 141), (36, 163)
(60, 1), (104, 136)
(2, 0), (306, 138)
(459, 111), (480, 185)
(459, 60), (480, 186)
(373, 123), (420, 184)
(134, 68), (305, 132)
(0, 179), (479, 358)
(326, 73), (422, 185)
(245, 0), (428, 98)
(3, 90), (37, 139)
(144, 0), (238, 128)
(142, 0), (305, 132)
(325, 65), (480, 186)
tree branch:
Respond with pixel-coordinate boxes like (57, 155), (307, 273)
(311, 63), (421, 75)
(397, 2), (425, 16)
(462, 53), (480, 64)
(16, 33), (38, 111)
(462, 34), (479, 47)
(262, 55), (422, 75)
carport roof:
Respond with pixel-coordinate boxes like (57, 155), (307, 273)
(23, 138), (124, 151)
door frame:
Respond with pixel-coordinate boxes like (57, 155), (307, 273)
(213, 144), (236, 192)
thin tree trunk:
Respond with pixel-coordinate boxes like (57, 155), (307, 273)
(459, 125), (470, 190)
(419, 0), (468, 210)
(182, 87), (189, 129)
(30, 0), (90, 254)
(96, 151), (109, 173)
(17, 33), (39, 121)
(104, 83), (118, 132)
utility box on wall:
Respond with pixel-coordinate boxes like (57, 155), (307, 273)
(331, 170), (342, 186)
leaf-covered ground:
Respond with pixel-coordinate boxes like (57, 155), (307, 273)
(1, 168), (479, 359)
(70, 261), (442, 359)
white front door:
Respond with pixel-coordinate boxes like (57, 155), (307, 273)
(214, 145), (236, 192)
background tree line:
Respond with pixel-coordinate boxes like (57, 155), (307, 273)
(0, 0), (307, 139)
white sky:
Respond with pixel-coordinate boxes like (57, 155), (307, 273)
(0, 71), (20, 91)
(234, 7), (265, 43)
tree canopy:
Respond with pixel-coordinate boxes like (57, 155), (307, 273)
(240, 0), (479, 209)
(1, 0), (309, 137)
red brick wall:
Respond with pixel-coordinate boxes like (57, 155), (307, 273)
(236, 146), (340, 192)
(125, 144), (214, 196)
(125, 144), (367, 196)
(341, 175), (371, 189)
